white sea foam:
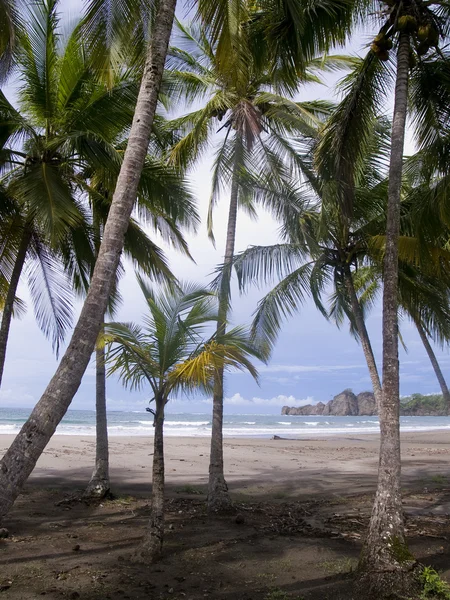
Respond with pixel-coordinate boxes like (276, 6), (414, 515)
(0, 424), (19, 433)
(165, 421), (210, 426)
(2, 408), (450, 438)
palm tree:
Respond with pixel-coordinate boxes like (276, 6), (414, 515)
(354, 260), (450, 414)
(230, 117), (392, 406)
(317, 13), (450, 590)
(104, 278), (263, 562)
(0, 0), (149, 387)
(166, 18), (353, 511)
(83, 155), (197, 498)
(0, 0), (22, 81)
(0, 0), (178, 524)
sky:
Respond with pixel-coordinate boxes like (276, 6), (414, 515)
(0, 0), (448, 415)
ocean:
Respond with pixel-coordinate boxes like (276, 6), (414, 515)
(1, 407), (450, 438)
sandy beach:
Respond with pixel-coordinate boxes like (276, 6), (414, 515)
(1, 431), (450, 600)
(2, 430), (450, 499)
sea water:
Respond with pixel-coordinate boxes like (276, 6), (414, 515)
(1, 407), (449, 438)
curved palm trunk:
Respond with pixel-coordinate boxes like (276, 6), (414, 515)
(0, 227), (31, 388)
(85, 333), (110, 498)
(343, 266), (382, 407)
(137, 398), (165, 562)
(0, 0), (177, 525)
(358, 33), (416, 595)
(207, 141), (241, 512)
(415, 320), (450, 414)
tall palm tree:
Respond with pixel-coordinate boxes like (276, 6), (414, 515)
(230, 116), (392, 406)
(317, 11), (450, 592)
(0, 0), (148, 387)
(166, 18), (353, 511)
(0, 0), (178, 524)
(104, 278), (263, 562)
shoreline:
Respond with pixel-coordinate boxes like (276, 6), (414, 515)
(2, 430), (449, 499)
(1, 426), (450, 438)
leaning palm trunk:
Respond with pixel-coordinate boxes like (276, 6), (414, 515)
(415, 319), (450, 414)
(358, 33), (416, 595)
(0, 227), (31, 388)
(85, 334), (110, 498)
(343, 266), (382, 407)
(207, 144), (241, 512)
(137, 400), (165, 562)
(0, 0), (177, 525)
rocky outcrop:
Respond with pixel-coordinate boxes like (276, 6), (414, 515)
(282, 389), (448, 416)
(322, 390), (359, 416)
(356, 391), (377, 416)
(282, 389), (375, 416)
(281, 401), (325, 416)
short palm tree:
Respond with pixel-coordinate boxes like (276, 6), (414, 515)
(104, 278), (263, 562)
(166, 18), (353, 511)
(82, 152), (197, 498)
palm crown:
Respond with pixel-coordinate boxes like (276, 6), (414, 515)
(104, 278), (264, 402)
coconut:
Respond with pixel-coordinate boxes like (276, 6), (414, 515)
(397, 15), (418, 32)
(371, 42), (381, 54)
(374, 34), (393, 50)
(417, 25), (430, 42)
(417, 41), (430, 56)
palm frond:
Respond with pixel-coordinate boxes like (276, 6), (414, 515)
(26, 235), (73, 355)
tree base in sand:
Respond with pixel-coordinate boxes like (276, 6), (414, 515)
(354, 562), (421, 599)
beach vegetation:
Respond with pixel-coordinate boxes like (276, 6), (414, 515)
(103, 277), (263, 561)
(419, 567), (450, 600)
(401, 394), (448, 414)
(176, 484), (204, 495)
(320, 557), (357, 574)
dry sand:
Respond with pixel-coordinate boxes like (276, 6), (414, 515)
(1, 430), (449, 500)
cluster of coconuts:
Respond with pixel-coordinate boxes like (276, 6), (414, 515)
(371, 16), (439, 61)
(371, 33), (393, 61)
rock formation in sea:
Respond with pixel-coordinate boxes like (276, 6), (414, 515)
(281, 389), (446, 416)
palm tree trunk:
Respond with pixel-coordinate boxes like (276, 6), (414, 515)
(0, 0), (177, 526)
(85, 330), (110, 498)
(137, 398), (165, 562)
(207, 138), (241, 512)
(415, 320), (450, 414)
(0, 226), (31, 388)
(358, 33), (417, 596)
(343, 266), (382, 407)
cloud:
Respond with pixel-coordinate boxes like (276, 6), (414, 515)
(192, 392), (314, 407)
(258, 363), (365, 374)
(0, 387), (35, 407)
